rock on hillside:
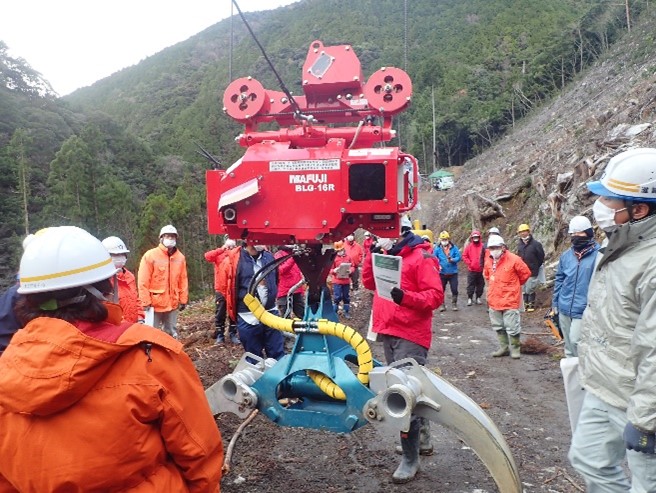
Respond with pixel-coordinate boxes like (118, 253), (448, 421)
(415, 9), (656, 269)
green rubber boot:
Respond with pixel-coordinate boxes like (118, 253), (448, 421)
(510, 334), (521, 359)
(492, 331), (510, 357)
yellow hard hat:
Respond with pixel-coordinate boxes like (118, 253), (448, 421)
(333, 241), (344, 251)
(438, 231), (450, 240)
(517, 224), (530, 233)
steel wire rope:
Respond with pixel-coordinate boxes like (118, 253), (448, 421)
(231, 0), (306, 120)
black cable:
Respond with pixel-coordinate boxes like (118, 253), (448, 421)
(231, 0), (304, 119)
(247, 251), (302, 296)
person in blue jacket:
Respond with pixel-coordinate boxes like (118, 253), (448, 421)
(552, 216), (599, 357)
(434, 231), (462, 311)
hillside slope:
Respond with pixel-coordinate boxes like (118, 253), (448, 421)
(415, 6), (656, 269)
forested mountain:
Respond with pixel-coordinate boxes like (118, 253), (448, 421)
(0, 0), (646, 293)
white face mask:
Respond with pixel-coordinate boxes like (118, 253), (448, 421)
(440, 240), (449, 246)
(254, 245), (266, 252)
(112, 255), (127, 269)
(162, 238), (176, 248)
(592, 199), (627, 231)
(490, 249), (503, 259)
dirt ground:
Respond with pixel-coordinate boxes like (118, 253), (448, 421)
(180, 280), (584, 493)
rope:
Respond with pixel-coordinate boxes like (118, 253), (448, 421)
(231, 0), (305, 120)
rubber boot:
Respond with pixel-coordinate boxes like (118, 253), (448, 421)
(392, 423), (421, 484)
(510, 334), (521, 359)
(228, 324), (240, 344)
(492, 331), (510, 357)
(452, 295), (458, 311)
(343, 304), (351, 319)
(476, 296), (483, 305)
(526, 293), (536, 312)
(467, 297), (472, 306)
(439, 304), (446, 312)
(395, 418), (433, 456)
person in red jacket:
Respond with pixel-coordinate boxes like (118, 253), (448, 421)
(461, 229), (486, 306)
(331, 241), (355, 319)
(483, 235), (532, 359)
(343, 235), (364, 290)
(205, 239), (239, 344)
(362, 228), (444, 484)
(274, 246), (306, 319)
(362, 231), (376, 254)
(101, 236), (144, 324)
(0, 226), (222, 492)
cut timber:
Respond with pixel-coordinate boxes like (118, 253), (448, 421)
(465, 192), (505, 222)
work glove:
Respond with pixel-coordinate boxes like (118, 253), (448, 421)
(370, 243), (383, 254)
(624, 422), (656, 454)
(390, 287), (404, 305)
(179, 304), (187, 312)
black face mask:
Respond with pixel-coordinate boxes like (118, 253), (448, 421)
(571, 236), (592, 251)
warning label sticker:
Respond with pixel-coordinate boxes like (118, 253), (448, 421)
(269, 159), (341, 172)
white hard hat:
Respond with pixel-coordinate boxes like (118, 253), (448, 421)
(19, 226), (118, 294)
(487, 235), (505, 248)
(224, 239), (236, 248)
(101, 236), (130, 254)
(400, 215), (412, 230)
(159, 224), (178, 237)
(363, 231), (371, 236)
(346, 235), (355, 242)
(568, 216), (592, 234)
(587, 148), (656, 202)
(488, 227), (500, 235)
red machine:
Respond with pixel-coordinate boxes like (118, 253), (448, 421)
(206, 40), (417, 245)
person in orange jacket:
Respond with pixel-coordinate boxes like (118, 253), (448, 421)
(138, 225), (188, 339)
(205, 238), (239, 344)
(483, 235), (532, 359)
(343, 234), (364, 290)
(0, 226), (222, 492)
(102, 236), (144, 324)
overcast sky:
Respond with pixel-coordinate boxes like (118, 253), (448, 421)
(1, 0), (300, 96)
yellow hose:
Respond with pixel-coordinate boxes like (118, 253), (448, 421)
(315, 320), (373, 385)
(242, 293), (374, 389)
(243, 293), (295, 333)
(307, 370), (346, 400)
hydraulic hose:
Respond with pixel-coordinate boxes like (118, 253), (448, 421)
(242, 294), (374, 388)
(307, 370), (346, 400)
(243, 293), (295, 333)
(314, 320), (373, 386)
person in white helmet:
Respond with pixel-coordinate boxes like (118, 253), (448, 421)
(551, 216), (599, 357)
(569, 148), (656, 491)
(102, 236), (143, 324)
(343, 234), (364, 291)
(483, 235), (531, 359)
(138, 225), (188, 338)
(204, 238), (239, 344)
(0, 226), (222, 491)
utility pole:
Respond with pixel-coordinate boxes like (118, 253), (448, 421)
(431, 85), (437, 171)
(625, 0), (631, 32)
